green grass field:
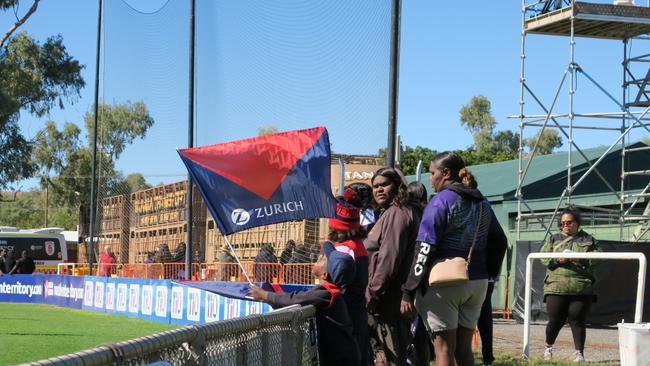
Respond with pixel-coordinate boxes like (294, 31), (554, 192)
(0, 303), (177, 365)
(486, 352), (618, 366)
(0, 302), (618, 365)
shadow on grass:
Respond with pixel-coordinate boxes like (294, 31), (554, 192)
(477, 351), (619, 366)
(5, 332), (85, 336)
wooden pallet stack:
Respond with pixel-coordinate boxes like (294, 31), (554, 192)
(204, 215), (321, 261)
(129, 181), (206, 263)
(96, 194), (131, 263)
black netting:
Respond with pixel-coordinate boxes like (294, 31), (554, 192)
(90, 0), (392, 266)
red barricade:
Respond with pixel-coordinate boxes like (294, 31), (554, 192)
(283, 263), (315, 284)
(161, 263), (188, 280)
(200, 262), (242, 282)
(249, 262), (283, 283)
(497, 274), (511, 319)
(121, 264), (162, 279)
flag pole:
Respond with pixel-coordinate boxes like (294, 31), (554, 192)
(222, 235), (253, 284)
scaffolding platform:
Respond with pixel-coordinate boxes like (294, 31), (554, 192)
(525, 2), (650, 39)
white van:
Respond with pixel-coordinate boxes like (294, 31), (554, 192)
(0, 229), (68, 272)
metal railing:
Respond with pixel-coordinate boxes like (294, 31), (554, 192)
(22, 305), (318, 366)
(522, 252), (647, 359)
(58, 262), (319, 284)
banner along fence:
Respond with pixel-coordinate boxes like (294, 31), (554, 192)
(23, 305), (318, 366)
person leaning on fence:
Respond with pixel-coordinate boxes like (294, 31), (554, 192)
(279, 239), (295, 265)
(143, 251), (155, 264)
(400, 152), (507, 366)
(9, 250), (36, 275)
(540, 205), (601, 363)
(364, 167), (423, 366)
(249, 241), (361, 365)
(3, 249), (16, 274)
(99, 245), (116, 277)
(171, 242), (186, 262)
(283, 244), (308, 283)
(329, 187), (370, 365)
(0, 248), (7, 274)
(216, 245), (237, 281)
(254, 243), (278, 283)
(155, 243), (172, 263)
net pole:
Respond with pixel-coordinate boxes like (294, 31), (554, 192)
(184, 0), (196, 280)
(338, 158), (345, 196)
(222, 235), (253, 284)
(88, 0), (103, 273)
(386, 0), (402, 168)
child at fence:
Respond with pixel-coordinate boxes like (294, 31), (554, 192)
(248, 241), (361, 365)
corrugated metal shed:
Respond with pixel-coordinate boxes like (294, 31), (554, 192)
(407, 142), (649, 203)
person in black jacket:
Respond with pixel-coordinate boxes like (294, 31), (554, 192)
(0, 249), (7, 274)
(249, 241), (360, 365)
(254, 243), (279, 282)
(279, 240), (295, 265)
(4, 249), (16, 274)
(10, 250), (36, 274)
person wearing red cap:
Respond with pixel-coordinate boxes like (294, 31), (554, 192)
(329, 188), (370, 365)
(249, 241), (360, 365)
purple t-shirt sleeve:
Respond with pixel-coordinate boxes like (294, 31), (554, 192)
(416, 190), (458, 246)
(401, 189), (459, 301)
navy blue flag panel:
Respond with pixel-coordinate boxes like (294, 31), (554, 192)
(178, 127), (336, 235)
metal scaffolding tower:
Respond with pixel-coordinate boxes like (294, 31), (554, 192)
(516, 1), (650, 241)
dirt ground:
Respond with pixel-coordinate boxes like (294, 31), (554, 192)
(486, 319), (620, 364)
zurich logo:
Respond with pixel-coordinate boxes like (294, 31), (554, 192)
(231, 208), (250, 226)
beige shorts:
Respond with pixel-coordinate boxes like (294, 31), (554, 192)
(415, 279), (488, 333)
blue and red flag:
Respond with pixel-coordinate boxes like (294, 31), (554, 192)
(178, 126), (336, 235)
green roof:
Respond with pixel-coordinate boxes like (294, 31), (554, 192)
(406, 143), (642, 201)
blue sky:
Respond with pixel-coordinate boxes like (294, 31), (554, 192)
(3, 0), (645, 189)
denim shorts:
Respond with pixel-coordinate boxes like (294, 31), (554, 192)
(415, 279), (488, 332)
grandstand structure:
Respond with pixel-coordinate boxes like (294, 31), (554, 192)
(516, 0), (650, 241)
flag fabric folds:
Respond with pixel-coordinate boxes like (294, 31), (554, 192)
(178, 126), (336, 235)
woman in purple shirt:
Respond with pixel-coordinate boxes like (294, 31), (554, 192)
(401, 152), (507, 366)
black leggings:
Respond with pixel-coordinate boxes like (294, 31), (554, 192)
(545, 295), (592, 351)
(477, 281), (495, 364)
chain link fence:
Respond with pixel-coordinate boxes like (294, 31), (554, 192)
(23, 305), (317, 366)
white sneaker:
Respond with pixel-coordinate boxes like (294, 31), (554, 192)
(543, 346), (553, 361)
(573, 351), (585, 363)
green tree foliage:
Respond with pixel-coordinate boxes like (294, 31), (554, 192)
(257, 125), (279, 136)
(458, 95), (562, 164)
(0, 191), (44, 228)
(0, 190), (76, 229)
(377, 145), (437, 175)
(400, 146), (437, 175)
(1, 1), (85, 188)
(31, 102), (154, 209)
(125, 173), (152, 192)
(0, 1), (19, 10)
(524, 129), (563, 156)
(459, 95), (527, 164)
(459, 95), (496, 134)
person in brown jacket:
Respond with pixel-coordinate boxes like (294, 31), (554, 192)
(364, 167), (422, 365)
